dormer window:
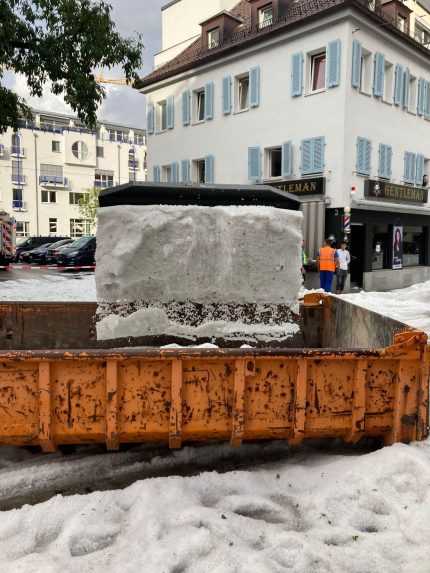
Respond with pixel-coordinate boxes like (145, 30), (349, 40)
(207, 27), (220, 49)
(258, 4), (273, 29)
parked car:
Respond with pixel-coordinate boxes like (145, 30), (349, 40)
(16, 236), (69, 262)
(21, 243), (51, 264)
(28, 239), (73, 265)
(45, 240), (74, 265)
(56, 236), (96, 267)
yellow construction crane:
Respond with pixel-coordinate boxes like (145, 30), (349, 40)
(95, 74), (130, 86)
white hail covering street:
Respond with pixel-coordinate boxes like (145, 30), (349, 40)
(0, 277), (429, 572)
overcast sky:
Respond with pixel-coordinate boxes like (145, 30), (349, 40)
(4, 0), (166, 128)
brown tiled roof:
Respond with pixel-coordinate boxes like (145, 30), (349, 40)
(137, 0), (430, 90)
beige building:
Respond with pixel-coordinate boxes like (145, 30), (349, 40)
(0, 110), (147, 238)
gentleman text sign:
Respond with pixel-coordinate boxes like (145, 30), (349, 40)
(269, 177), (325, 196)
(365, 179), (428, 204)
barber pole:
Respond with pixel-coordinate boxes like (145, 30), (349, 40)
(0, 212), (17, 264)
(343, 206), (351, 235)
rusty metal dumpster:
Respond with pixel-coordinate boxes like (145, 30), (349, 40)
(0, 317), (427, 452)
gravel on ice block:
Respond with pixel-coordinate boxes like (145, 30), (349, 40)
(96, 204), (302, 342)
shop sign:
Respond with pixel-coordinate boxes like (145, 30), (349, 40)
(269, 177), (325, 196)
(365, 179), (428, 204)
(392, 226), (403, 270)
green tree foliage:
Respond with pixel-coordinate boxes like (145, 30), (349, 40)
(78, 187), (100, 228)
(0, 0), (143, 132)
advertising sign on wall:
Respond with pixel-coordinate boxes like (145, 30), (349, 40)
(392, 226), (403, 270)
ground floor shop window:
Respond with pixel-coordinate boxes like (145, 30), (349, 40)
(16, 221), (30, 237)
(372, 224), (390, 270)
(70, 219), (91, 238)
(403, 226), (424, 267)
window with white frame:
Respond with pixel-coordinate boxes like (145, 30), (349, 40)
(258, 4), (273, 29)
(52, 140), (61, 153)
(12, 188), (23, 209)
(16, 221), (30, 237)
(69, 192), (84, 205)
(193, 159), (206, 184)
(94, 172), (114, 188)
(40, 164), (63, 180)
(236, 74), (250, 111)
(108, 129), (127, 142)
(41, 190), (56, 203)
(162, 165), (172, 183)
(415, 22), (430, 46)
(96, 146), (104, 158)
(207, 27), (220, 49)
(158, 100), (168, 131)
(49, 218), (57, 234)
(397, 14), (407, 33)
(70, 219), (91, 238)
(266, 147), (282, 178)
(194, 89), (205, 122)
(134, 132), (146, 146)
(310, 50), (326, 92)
(360, 48), (372, 94)
(383, 60), (394, 103)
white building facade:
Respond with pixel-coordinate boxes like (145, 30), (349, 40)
(0, 110), (147, 239)
(141, 0), (430, 290)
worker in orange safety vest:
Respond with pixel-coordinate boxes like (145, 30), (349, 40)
(317, 238), (338, 293)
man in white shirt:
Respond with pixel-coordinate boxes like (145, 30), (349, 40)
(336, 242), (351, 294)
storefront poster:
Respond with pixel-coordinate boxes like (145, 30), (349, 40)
(392, 226), (403, 270)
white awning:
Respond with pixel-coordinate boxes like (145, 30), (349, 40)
(352, 198), (430, 216)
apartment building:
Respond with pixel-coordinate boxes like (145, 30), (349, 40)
(0, 110), (147, 239)
(140, 0), (430, 291)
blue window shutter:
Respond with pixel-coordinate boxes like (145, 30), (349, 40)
(378, 144), (387, 178)
(424, 80), (430, 118)
(351, 39), (362, 88)
(417, 79), (424, 116)
(205, 81), (214, 120)
(282, 142), (293, 177)
(248, 146), (261, 182)
(394, 64), (403, 106)
(402, 67), (410, 109)
(223, 76), (232, 115)
(171, 162), (179, 183)
(327, 39), (341, 88)
(373, 53), (385, 97)
(181, 160), (190, 183)
(249, 66), (261, 108)
(365, 139), (372, 175)
(386, 145), (393, 178)
(205, 155), (214, 183)
(147, 103), (155, 135)
(167, 96), (174, 129)
(153, 165), (160, 182)
(312, 137), (325, 173)
(182, 91), (190, 126)
(356, 137), (369, 175)
(416, 154), (425, 185)
(404, 152), (411, 182)
(301, 139), (312, 175)
(291, 52), (304, 97)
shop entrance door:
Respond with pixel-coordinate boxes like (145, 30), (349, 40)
(350, 224), (365, 288)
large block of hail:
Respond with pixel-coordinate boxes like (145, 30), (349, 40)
(96, 204), (303, 343)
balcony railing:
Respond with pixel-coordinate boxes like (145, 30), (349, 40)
(39, 175), (69, 187)
(258, 16), (274, 30)
(12, 174), (27, 185)
(11, 146), (25, 157)
(128, 160), (139, 170)
(94, 180), (114, 189)
(12, 200), (27, 211)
